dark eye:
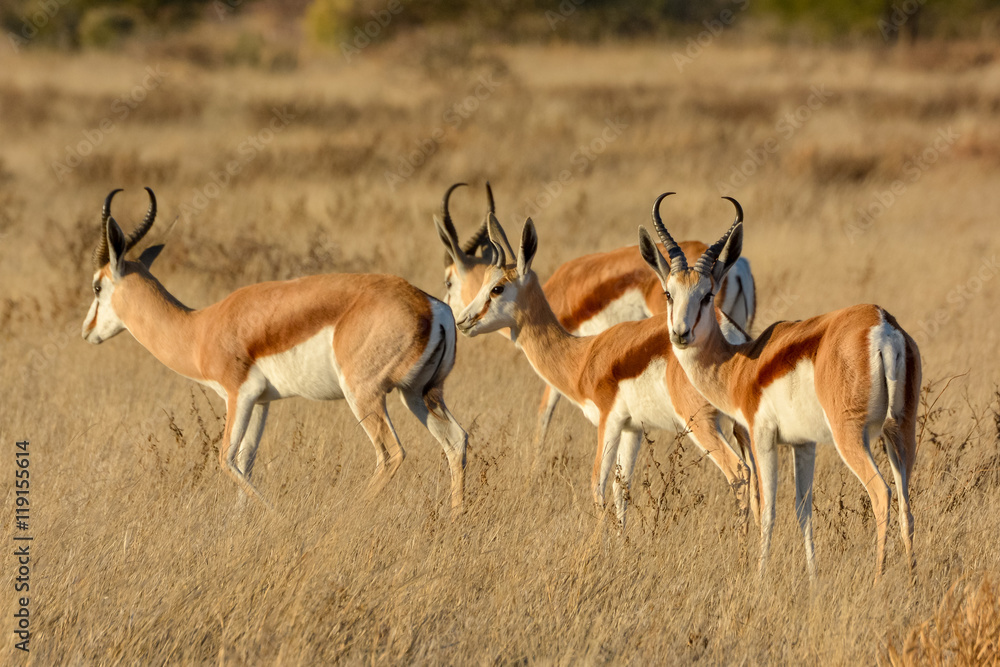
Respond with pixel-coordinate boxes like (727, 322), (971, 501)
(94, 284), (101, 295)
(702, 292), (713, 305)
(491, 285), (505, 296)
(445, 280), (452, 289)
(664, 291), (672, 303)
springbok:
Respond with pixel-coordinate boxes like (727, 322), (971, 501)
(452, 212), (756, 525)
(638, 194), (920, 583)
(82, 188), (468, 512)
(436, 183), (757, 453)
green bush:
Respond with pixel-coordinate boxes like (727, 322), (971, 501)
(304, 0), (352, 45)
(78, 6), (142, 48)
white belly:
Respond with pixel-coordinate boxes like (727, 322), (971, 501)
(616, 357), (677, 431)
(757, 360), (833, 445)
(255, 327), (344, 401)
(573, 289), (651, 336)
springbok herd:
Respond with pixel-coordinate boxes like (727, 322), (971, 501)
(82, 183), (920, 585)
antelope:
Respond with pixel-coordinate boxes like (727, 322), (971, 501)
(436, 183), (757, 454)
(82, 188), (468, 512)
(638, 194), (920, 583)
(452, 211), (756, 525)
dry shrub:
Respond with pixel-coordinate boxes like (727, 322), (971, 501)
(5, 39), (1000, 664)
(893, 42), (1000, 73)
(788, 144), (881, 185)
(848, 87), (1000, 122)
(67, 151), (181, 186)
(881, 577), (1000, 667)
(248, 97), (365, 129)
(686, 91), (779, 123)
(0, 82), (54, 130)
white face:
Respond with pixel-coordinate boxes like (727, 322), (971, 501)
(455, 266), (521, 337)
(81, 268), (125, 344)
(665, 270), (716, 349)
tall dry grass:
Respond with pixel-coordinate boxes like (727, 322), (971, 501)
(1, 33), (1000, 663)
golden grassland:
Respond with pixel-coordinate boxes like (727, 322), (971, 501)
(2, 33), (1000, 663)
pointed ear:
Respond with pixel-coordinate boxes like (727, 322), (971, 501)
(435, 215), (465, 269)
(711, 223), (743, 286)
(137, 244), (165, 270)
(517, 218), (538, 277)
(638, 226), (670, 287)
(107, 217), (127, 280)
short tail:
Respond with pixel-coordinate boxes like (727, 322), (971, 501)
(879, 320), (920, 479)
(423, 299), (458, 418)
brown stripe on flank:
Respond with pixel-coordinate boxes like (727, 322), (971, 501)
(558, 269), (650, 332)
(545, 240), (708, 332)
(755, 331), (823, 389)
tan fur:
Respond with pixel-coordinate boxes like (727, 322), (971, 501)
(670, 266), (921, 582)
(91, 256), (467, 512)
(466, 256), (754, 522)
(545, 241), (710, 331)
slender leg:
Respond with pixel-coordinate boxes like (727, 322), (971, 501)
(400, 387), (468, 514)
(831, 421), (891, 584)
(533, 384), (562, 451)
(753, 423), (779, 579)
(688, 414), (753, 522)
(221, 387), (272, 510)
(792, 443), (818, 583)
(348, 392), (406, 495)
(235, 403), (269, 509)
(592, 418), (622, 508)
(667, 368), (753, 523)
(236, 403), (269, 479)
(882, 419), (916, 575)
(733, 423), (760, 527)
(612, 428), (643, 526)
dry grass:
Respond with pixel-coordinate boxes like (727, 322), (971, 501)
(2, 34), (1000, 664)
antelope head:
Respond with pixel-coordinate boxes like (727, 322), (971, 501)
(434, 181), (499, 314)
(455, 213), (537, 340)
(638, 193), (744, 349)
(82, 187), (164, 344)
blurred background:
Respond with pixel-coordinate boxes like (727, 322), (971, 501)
(3, 0), (1000, 54)
(2, 1), (1000, 664)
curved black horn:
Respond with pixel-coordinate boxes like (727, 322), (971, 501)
(125, 186), (157, 252)
(692, 196), (744, 276)
(92, 188), (123, 268)
(441, 182), (467, 239)
(439, 182), (468, 266)
(460, 180), (495, 255)
(650, 192), (687, 274)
